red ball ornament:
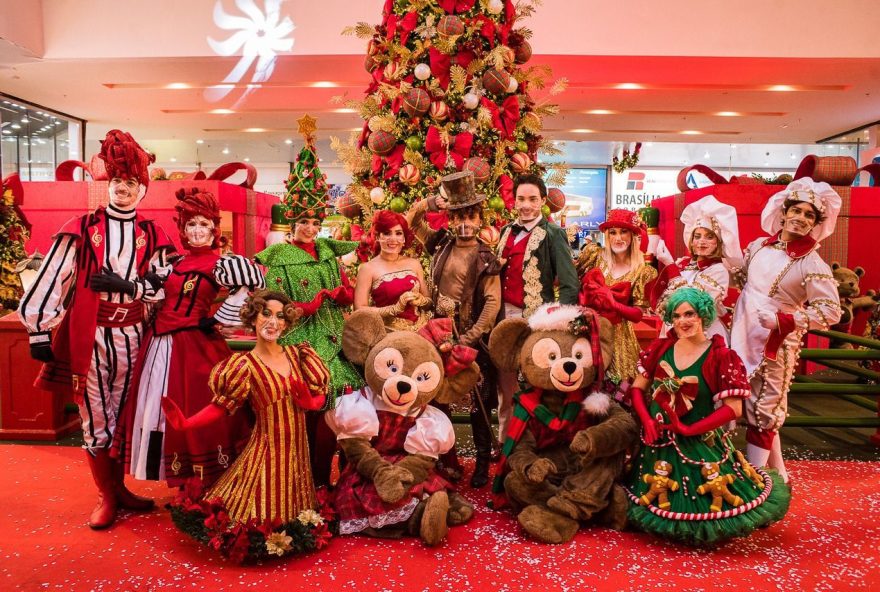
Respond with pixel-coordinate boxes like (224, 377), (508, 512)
(437, 15), (464, 37)
(398, 163), (421, 186)
(402, 87), (431, 118)
(514, 40), (532, 64)
(510, 152), (532, 173)
(336, 192), (362, 219)
(482, 68), (512, 95)
(546, 188), (566, 213)
(429, 101), (449, 122)
(368, 130), (397, 155)
(464, 157), (491, 183)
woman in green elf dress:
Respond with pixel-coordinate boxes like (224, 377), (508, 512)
(255, 130), (364, 487)
(626, 287), (789, 546)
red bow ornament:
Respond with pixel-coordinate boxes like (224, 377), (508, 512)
(386, 11), (418, 45)
(371, 144), (406, 180)
(417, 318), (478, 376)
(437, 0), (475, 13)
(498, 174), (514, 209)
(429, 47), (475, 90)
(651, 360), (699, 418)
(425, 126), (473, 170)
(481, 96), (519, 140)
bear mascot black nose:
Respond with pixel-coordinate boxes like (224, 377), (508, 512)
(563, 361), (577, 375)
(397, 381), (412, 394)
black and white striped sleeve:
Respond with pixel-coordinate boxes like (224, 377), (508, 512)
(17, 234), (78, 344)
(134, 246), (174, 302)
(212, 255), (265, 326)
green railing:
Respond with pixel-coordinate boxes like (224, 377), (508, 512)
(789, 329), (880, 429)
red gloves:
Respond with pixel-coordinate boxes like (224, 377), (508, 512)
(660, 401), (737, 437)
(162, 398), (226, 431)
(630, 387), (661, 444)
(294, 285), (355, 318)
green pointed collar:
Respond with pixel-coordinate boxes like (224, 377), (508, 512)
(256, 238), (357, 267)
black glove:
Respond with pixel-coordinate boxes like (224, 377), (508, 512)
(89, 268), (136, 297)
(30, 342), (55, 362)
(198, 317), (219, 334)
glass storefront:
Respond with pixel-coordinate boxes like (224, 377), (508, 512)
(0, 94), (84, 181)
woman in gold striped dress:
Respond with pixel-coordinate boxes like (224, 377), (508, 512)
(163, 290), (330, 524)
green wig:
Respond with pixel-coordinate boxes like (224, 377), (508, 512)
(663, 287), (716, 328)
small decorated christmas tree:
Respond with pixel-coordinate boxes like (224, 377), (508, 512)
(282, 114), (331, 222)
(331, 0), (567, 233)
(0, 174), (30, 314)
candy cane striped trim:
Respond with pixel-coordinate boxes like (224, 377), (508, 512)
(713, 388), (750, 402)
(625, 469), (774, 521)
(638, 429), (734, 466)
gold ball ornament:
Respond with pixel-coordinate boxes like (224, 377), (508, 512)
(511, 152), (532, 173)
(477, 225), (501, 247)
(368, 115), (384, 132)
(399, 163), (421, 186)
(487, 0), (504, 14)
(429, 101), (450, 121)
(383, 62), (401, 81)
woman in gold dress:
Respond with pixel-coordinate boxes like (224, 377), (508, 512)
(577, 209), (657, 383)
(163, 289), (330, 524)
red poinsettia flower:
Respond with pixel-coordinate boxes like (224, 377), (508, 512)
(226, 525), (251, 564)
(312, 522), (332, 550)
(255, 517), (282, 538)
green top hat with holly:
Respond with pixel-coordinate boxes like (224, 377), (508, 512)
(282, 114), (330, 223)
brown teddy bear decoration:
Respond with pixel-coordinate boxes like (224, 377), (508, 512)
(638, 460), (679, 510)
(696, 462), (744, 512)
(488, 303), (639, 544)
(328, 310), (480, 546)
(735, 450), (765, 488)
(830, 262), (879, 347)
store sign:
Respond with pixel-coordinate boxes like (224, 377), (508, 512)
(609, 169), (680, 211)
(555, 167), (608, 231)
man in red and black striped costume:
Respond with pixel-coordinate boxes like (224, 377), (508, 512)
(18, 130), (175, 529)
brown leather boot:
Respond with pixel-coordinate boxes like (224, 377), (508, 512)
(112, 460), (154, 512)
(85, 450), (118, 530)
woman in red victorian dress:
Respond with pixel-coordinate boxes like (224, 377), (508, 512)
(112, 188), (264, 487)
(353, 210), (432, 332)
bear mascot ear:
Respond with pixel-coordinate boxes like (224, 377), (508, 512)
(597, 315), (614, 371)
(435, 362), (481, 406)
(488, 317), (532, 372)
(342, 309), (388, 365)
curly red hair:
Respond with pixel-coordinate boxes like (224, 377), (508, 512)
(365, 210), (413, 256)
(174, 187), (222, 249)
(98, 129), (155, 187)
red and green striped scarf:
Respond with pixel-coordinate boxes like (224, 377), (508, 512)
(490, 387), (586, 509)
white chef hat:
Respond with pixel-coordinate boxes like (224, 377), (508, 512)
(681, 195), (743, 266)
(760, 177), (841, 241)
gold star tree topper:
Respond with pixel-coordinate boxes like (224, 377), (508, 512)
(297, 114), (318, 145)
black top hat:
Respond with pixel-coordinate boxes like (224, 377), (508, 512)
(440, 171), (486, 210)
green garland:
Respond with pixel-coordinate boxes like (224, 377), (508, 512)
(168, 477), (337, 564)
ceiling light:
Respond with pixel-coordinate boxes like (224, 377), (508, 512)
(54, 121), (62, 125)
(244, 127), (266, 132)
(570, 129), (595, 133)
(587, 109), (616, 115)
(10, 124), (20, 129)
(704, 151), (711, 159)
(680, 130), (702, 135)
(210, 108), (235, 114)
(222, 147), (230, 155)
(21, 117), (29, 123)
(1, 130), (10, 135)
(243, 157), (250, 162)
(715, 111), (740, 117)
(790, 153), (796, 159)
(333, 108), (357, 114)
(196, 139), (204, 144)
(311, 81), (338, 88)
(166, 82), (191, 89)
(170, 157), (177, 162)
(767, 85), (795, 92)
(731, 144), (737, 149)
(284, 139), (293, 145)
(615, 83), (644, 90)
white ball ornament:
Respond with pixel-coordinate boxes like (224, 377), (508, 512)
(462, 92), (480, 109)
(370, 186), (386, 204)
(487, 0), (504, 15)
(507, 77), (519, 93)
(414, 63), (431, 81)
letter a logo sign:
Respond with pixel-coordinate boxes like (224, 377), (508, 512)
(626, 172), (645, 191)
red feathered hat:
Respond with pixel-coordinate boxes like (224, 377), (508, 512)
(598, 208), (648, 252)
(98, 129), (155, 187)
(173, 187), (222, 249)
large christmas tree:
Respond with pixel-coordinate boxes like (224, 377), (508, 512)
(332, 0), (566, 230)
(0, 174), (30, 315)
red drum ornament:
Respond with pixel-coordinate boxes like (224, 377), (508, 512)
(511, 152), (532, 173)
(403, 87), (431, 117)
(399, 163), (421, 186)
(478, 225), (501, 247)
(336, 192), (362, 219)
(368, 130), (397, 155)
(482, 68), (512, 95)
(429, 101), (449, 122)
(464, 157), (491, 183)
(546, 188), (566, 213)
(437, 15), (465, 37)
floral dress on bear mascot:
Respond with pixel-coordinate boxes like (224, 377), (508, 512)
(327, 310), (480, 546)
(488, 303), (639, 544)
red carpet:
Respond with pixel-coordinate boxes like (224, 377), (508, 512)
(1, 445), (878, 591)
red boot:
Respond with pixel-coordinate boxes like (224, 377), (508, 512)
(112, 460), (154, 512)
(85, 450), (117, 530)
